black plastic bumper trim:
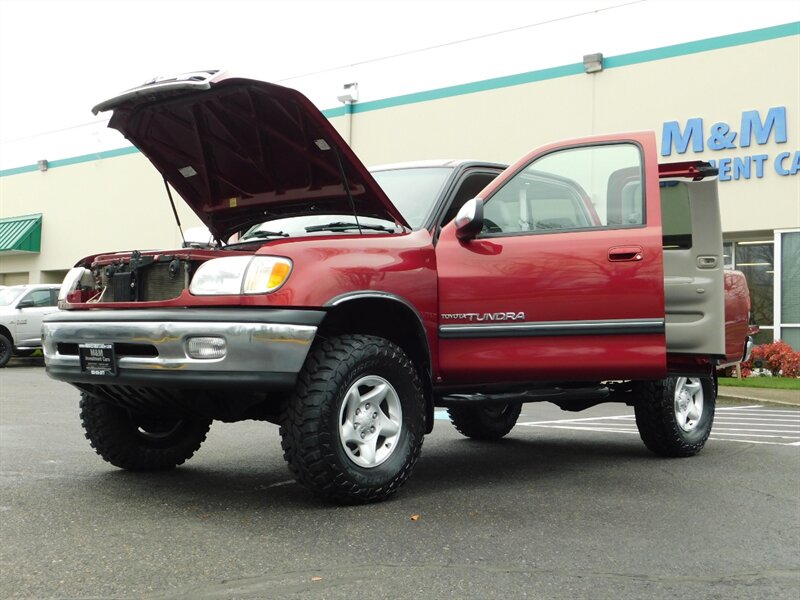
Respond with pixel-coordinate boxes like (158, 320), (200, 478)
(45, 365), (297, 390)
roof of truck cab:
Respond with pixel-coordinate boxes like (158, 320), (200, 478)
(369, 159), (507, 171)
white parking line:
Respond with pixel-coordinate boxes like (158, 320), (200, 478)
(715, 416), (800, 422)
(532, 425), (639, 434)
(716, 438), (800, 446)
(711, 431), (799, 439)
(717, 409), (800, 416)
(717, 423), (800, 428)
(716, 413), (800, 419)
(517, 405), (800, 446)
(518, 415), (635, 426)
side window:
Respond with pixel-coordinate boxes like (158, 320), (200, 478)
(22, 289), (54, 307)
(660, 181), (692, 249)
(482, 143), (644, 235)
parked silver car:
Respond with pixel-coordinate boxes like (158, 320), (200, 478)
(0, 284), (60, 367)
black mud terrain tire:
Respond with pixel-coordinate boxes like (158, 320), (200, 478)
(634, 377), (715, 457)
(280, 335), (425, 505)
(79, 392), (212, 471)
(0, 333), (12, 368)
(448, 402), (522, 440)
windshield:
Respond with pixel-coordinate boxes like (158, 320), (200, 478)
(371, 167), (453, 229)
(0, 286), (25, 306)
(238, 214), (400, 243)
(234, 166), (454, 244)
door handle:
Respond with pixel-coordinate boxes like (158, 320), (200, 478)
(608, 246), (643, 262)
(697, 255), (718, 269)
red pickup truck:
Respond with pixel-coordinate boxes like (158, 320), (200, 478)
(43, 72), (753, 504)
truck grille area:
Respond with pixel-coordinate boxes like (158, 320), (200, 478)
(100, 258), (190, 302)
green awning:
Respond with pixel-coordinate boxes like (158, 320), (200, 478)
(0, 213), (42, 253)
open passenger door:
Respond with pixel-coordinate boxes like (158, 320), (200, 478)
(659, 162), (725, 364)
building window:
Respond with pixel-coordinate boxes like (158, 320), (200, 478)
(777, 230), (800, 350)
(735, 241), (774, 345)
(723, 242), (734, 268)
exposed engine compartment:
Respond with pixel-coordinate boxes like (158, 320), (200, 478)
(97, 251), (193, 302)
(67, 250), (220, 304)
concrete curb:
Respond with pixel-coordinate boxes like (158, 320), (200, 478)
(717, 384), (800, 407)
(718, 394), (800, 407)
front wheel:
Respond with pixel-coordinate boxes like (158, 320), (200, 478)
(280, 335), (425, 504)
(0, 334), (12, 368)
(79, 393), (212, 471)
(634, 377), (715, 457)
(448, 403), (522, 440)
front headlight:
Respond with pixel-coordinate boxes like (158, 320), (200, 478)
(58, 267), (94, 306)
(190, 256), (293, 295)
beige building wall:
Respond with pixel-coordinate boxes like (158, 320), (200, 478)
(341, 35), (799, 236)
(1, 26), (798, 283)
(593, 37), (798, 235)
(0, 154), (203, 283)
(347, 75), (595, 166)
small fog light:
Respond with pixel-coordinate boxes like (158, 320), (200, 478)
(186, 337), (226, 359)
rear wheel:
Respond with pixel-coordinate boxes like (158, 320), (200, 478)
(634, 377), (715, 457)
(448, 402), (522, 440)
(280, 335), (425, 504)
(79, 393), (211, 471)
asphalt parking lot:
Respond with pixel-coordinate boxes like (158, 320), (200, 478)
(1, 360), (799, 599)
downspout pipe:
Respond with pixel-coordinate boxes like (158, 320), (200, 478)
(336, 82), (359, 146)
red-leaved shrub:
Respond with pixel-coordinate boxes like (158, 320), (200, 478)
(741, 341), (800, 378)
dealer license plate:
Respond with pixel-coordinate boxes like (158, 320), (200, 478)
(79, 343), (116, 376)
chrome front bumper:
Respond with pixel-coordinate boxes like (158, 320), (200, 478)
(42, 308), (324, 388)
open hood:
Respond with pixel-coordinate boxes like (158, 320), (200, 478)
(93, 71), (409, 240)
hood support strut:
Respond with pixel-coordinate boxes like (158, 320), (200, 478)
(324, 142), (363, 235)
(163, 178), (187, 246)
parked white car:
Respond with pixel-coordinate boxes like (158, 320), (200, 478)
(0, 284), (60, 367)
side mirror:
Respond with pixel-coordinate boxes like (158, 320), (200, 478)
(17, 299), (34, 309)
(454, 197), (484, 241)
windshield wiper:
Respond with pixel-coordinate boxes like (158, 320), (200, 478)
(305, 222), (396, 233)
(241, 230), (289, 240)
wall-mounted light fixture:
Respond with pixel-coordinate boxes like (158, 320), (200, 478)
(38, 159), (48, 172)
(337, 82), (359, 104)
(583, 53), (604, 74)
